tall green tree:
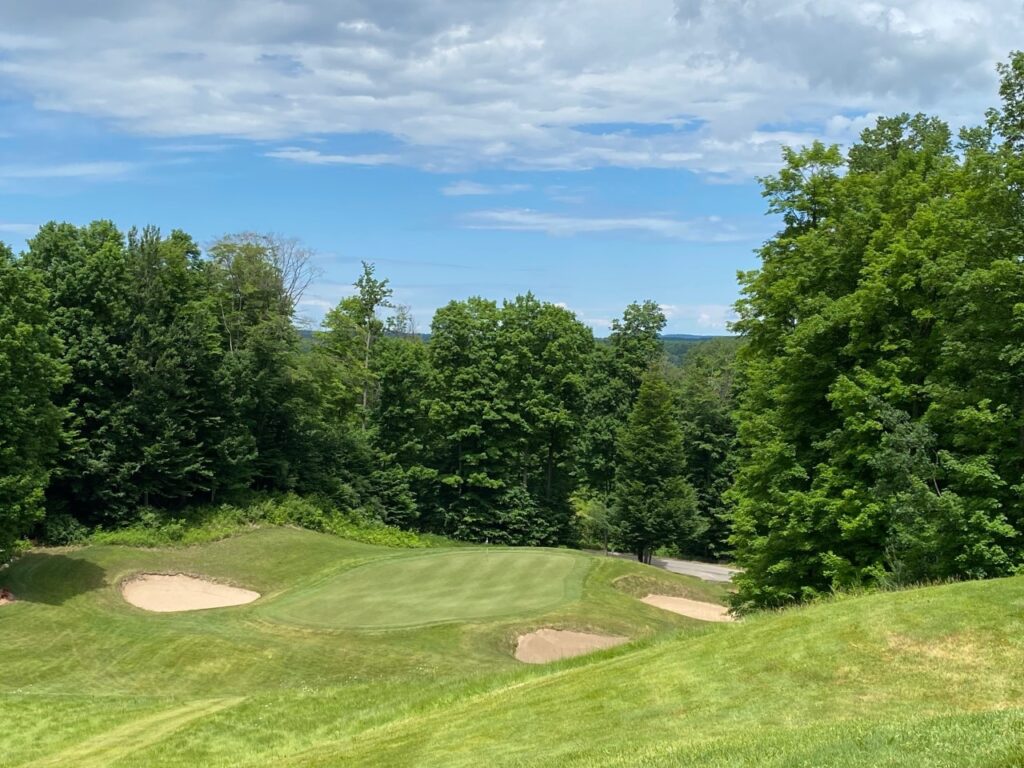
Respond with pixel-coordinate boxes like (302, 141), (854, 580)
(324, 261), (394, 428)
(24, 221), (138, 524)
(730, 54), (1024, 608)
(578, 301), (666, 494)
(125, 226), (236, 507)
(672, 337), (743, 559)
(424, 294), (592, 544)
(0, 245), (65, 559)
(207, 233), (310, 492)
(613, 367), (702, 563)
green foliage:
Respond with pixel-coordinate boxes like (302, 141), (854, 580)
(0, 245), (66, 560)
(730, 54), (1024, 608)
(613, 367), (704, 562)
(87, 494), (449, 549)
(423, 294), (593, 544)
(670, 337), (743, 559)
(2, 214), (726, 560)
(577, 301), (667, 494)
(572, 490), (613, 551)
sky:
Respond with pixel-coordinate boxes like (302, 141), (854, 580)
(1, 1), (1021, 334)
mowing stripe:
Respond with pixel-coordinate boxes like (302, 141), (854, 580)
(22, 696), (244, 768)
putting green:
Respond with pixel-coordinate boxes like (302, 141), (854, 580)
(260, 549), (589, 629)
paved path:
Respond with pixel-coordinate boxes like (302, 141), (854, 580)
(587, 550), (739, 583)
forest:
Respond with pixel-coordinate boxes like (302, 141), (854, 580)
(2, 52), (1024, 611)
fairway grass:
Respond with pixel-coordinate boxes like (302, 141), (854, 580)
(2, 526), (1022, 766)
(260, 549), (589, 629)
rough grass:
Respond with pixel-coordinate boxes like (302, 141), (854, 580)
(1, 526), (1022, 766)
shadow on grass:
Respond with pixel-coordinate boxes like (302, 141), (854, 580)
(2, 553), (107, 605)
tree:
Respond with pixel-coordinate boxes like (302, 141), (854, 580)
(207, 233), (309, 492)
(371, 334), (438, 528)
(0, 245), (65, 560)
(494, 294), (593, 542)
(423, 294), (592, 544)
(672, 337), (743, 559)
(729, 57), (1024, 608)
(613, 368), (703, 563)
(578, 301), (666, 494)
(345, 262), (394, 426)
(24, 221), (138, 525)
(125, 226), (234, 507)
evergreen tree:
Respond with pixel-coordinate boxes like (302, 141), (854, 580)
(613, 368), (702, 563)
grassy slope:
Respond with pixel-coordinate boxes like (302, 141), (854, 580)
(3, 527), (1022, 766)
(302, 576), (1024, 767)
(0, 527), (722, 767)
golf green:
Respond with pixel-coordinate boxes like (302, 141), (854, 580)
(261, 549), (590, 629)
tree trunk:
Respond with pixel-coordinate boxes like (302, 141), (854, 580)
(361, 328), (371, 430)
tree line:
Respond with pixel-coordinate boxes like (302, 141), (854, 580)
(0, 225), (738, 564)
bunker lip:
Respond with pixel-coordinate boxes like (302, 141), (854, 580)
(641, 594), (734, 622)
(121, 573), (260, 613)
(515, 628), (628, 664)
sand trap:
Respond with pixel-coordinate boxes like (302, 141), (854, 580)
(641, 594), (734, 622)
(122, 574), (259, 613)
(515, 628), (628, 664)
(0, 590), (14, 607)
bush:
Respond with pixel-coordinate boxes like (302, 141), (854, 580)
(41, 514), (89, 546)
(87, 494), (452, 549)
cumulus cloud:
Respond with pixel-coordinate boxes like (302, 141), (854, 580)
(462, 208), (752, 241)
(660, 302), (738, 331)
(265, 147), (400, 165)
(441, 180), (530, 196)
(0, 1), (1018, 175)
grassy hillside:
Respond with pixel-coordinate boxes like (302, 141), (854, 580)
(1, 527), (1022, 766)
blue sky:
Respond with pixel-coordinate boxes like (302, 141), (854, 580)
(0, 1), (1017, 334)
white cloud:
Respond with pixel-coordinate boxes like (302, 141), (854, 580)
(0, 161), (135, 180)
(152, 142), (230, 153)
(0, 222), (37, 235)
(265, 147), (400, 165)
(462, 208), (752, 241)
(441, 180), (530, 196)
(660, 302), (737, 331)
(0, 1), (1018, 175)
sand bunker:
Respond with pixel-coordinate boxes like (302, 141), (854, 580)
(641, 594), (733, 622)
(515, 628), (628, 664)
(122, 574), (259, 613)
(0, 589), (14, 607)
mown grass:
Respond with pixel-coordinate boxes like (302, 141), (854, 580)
(260, 549), (591, 629)
(1, 526), (1021, 766)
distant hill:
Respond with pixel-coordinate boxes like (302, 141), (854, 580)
(298, 327), (732, 365)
